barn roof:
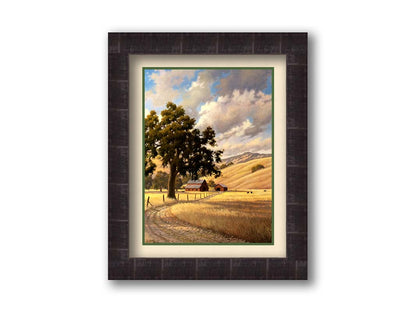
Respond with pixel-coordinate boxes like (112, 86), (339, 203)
(185, 185), (202, 189)
(186, 180), (205, 185)
(216, 183), (227, 187)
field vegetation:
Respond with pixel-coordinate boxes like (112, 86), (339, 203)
(251, 164), (265, 173)
(170, 190), (272, 243)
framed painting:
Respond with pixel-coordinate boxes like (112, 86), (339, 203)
(109, 33), (307, 280)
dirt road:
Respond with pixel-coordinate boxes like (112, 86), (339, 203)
(144, 199), (246, 243)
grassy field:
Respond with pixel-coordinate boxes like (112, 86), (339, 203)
(144, 190), (212, 210)
(170, 190), (272, 243)
(204, 157), (272, 189)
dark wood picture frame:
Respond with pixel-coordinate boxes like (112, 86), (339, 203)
(108, 32), (307, 280)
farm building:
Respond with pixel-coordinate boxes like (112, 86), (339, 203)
(215, 183), (228, 192)
(185, 179), (209, 192)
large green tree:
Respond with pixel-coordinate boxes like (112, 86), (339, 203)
(145, 102), (222, 198)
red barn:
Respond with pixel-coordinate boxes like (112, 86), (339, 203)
(185, 179), (209, 192)
(215, 183), (228, 192)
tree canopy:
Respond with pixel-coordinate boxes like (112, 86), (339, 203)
(152, 171), (169, 191)
(144, 175), (153, 189)
(145, 102), (222, 198)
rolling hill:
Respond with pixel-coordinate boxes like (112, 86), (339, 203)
(205, 157), (272, 189)
(222, 152), (271, 165)
(150, 154), (272, 190)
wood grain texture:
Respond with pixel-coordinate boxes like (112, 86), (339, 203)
(108, 32), (308, 280)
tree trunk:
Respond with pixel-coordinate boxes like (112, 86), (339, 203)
(167, 166), (177, 199)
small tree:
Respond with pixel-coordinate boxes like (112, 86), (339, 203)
(220, 161), (233, 169)
(152, 171), (169, 191)
(144, 175), (153, 189)
(251, 164), (265, 173)
(208, 180), (216, 187)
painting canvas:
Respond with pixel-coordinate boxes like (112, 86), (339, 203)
(143, 68), (274, 245)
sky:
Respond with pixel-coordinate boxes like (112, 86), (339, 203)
(144, 69), (272, 158)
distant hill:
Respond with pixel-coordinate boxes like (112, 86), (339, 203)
(150, 153), (272, 189)
(222, 152), (272, 165)
(205, 157), (272, 190)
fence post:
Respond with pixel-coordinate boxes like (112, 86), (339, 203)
(163, 194), (164, 202)
(177, 194), (179, 200)
(195, 194), (196, 200)
(147, 196), (150, 207)
(187, 194), (189, 201)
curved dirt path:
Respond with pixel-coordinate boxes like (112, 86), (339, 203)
(145, 196), (246, 243)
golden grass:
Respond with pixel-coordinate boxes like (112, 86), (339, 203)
(170, 190), (272, 243)
(203, 157), (272, 189)
(144, 190), (212, 210)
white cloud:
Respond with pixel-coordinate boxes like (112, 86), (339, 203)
(179, 70), (226, 117)
(145, 70), (195, 107)
(197, 89), (272, 137)
(217, 119), (255, 141)
(197, 89), (272, 157)
(180, 76), (212, 116)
